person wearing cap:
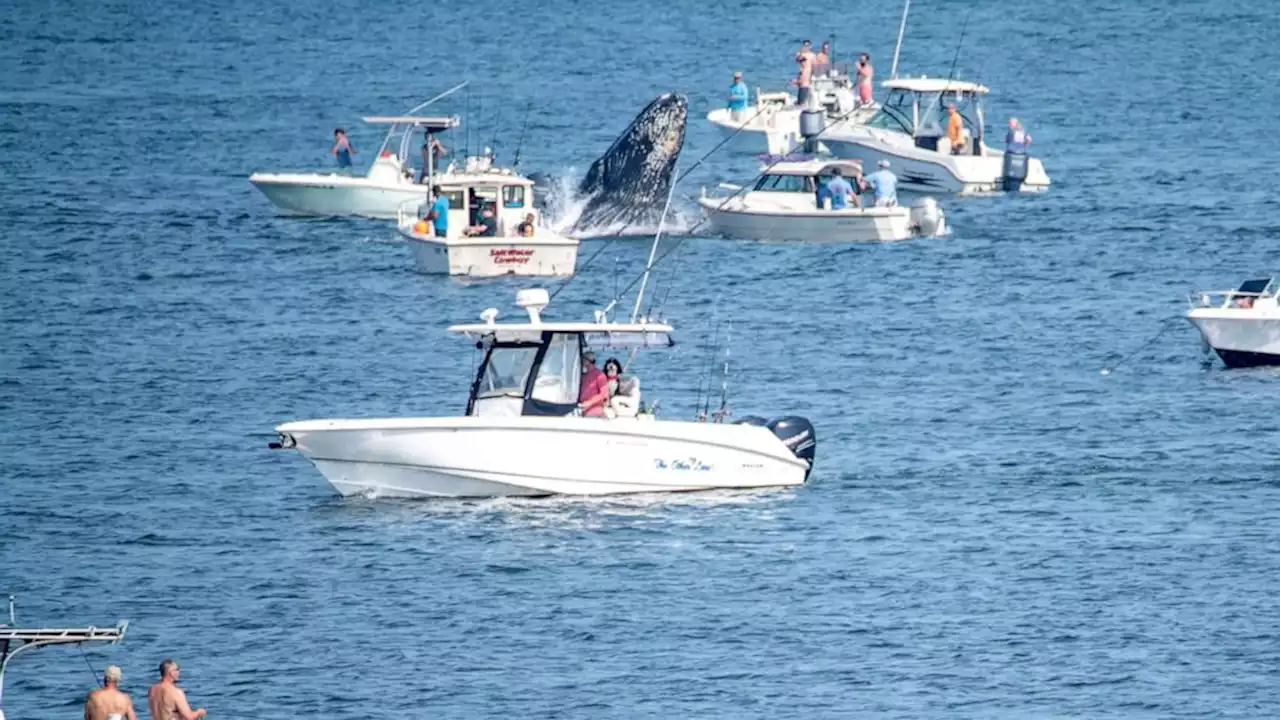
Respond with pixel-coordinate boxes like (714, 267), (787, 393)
(577, 350), (609, 418)
(148, 659), (207, 720)
(727, 72), (749, 122)
(946, 103), (965, 154)
(864, 159), (898, 207)
(85, 665), (138, 720)
(1005, 117), (1031, 153)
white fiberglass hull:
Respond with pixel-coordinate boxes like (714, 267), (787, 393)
(1186, 310), (1280, 368)
(274, 416), (811, 498)
(397, 228), (578, 277)
(823, 129), (1050, 196)
(250, 173), (429, 219)
(707, 105), (879, 155)
(698, 197), (937, 242)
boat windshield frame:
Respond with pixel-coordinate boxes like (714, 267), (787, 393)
(870, 87), (987, 139)
(364, 115), (461, 176)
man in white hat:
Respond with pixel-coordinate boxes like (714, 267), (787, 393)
(84, 665), (138, 720)
(863, 159), (898, 207)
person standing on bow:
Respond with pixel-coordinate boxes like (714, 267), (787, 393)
(814, 41), (832, 77)
(856, 54), (874, 106)
(727, 71), (749, 122)
(331, 128), (355, 172)
(417, 131), (447, 184)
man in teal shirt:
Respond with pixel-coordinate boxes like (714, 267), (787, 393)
(428, 185), (450, 237)
(727, 72), (749, 121)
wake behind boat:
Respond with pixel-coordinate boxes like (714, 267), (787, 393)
(1187, 277), (1280, 368)
(270, 288), (816, 498)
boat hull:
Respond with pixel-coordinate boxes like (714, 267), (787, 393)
(697, 197), (943, 242)
(1187, 312), (1280, 368)
(275, 416), (810, 498)
(250, 175), (428, 219)
(823, 133), (1050, 196)
(398, 229), (578, 277)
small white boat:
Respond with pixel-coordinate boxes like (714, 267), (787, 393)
(395, 155), (578, 277)
(697, 157), (945, 242)
(706, 71), (880, 155)
(0, 596), (129, 719)
(271, 288), (817, 498)
(1186, 277), (1280, 368)
(820, 77), (1051, 196)
(250, 112), (461, 219)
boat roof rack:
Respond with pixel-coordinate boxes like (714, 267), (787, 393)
(1, 597), (129, 709)
(361, 115), (461, 131)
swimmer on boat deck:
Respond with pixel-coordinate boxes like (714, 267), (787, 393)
(856, 54), (874, 106)
(793, 42), (815, 108)
(331, 128), (355, 172)
(147, 659), (207, 720)
(814, 41), (831, 77)
(85, 665), (138, 720)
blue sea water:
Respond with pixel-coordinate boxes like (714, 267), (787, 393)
(3, 0), (1280, 717)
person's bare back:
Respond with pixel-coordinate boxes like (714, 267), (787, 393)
(85, 686), (136, 720)
(148, 659), (206, 720)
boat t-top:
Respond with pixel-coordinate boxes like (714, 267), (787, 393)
(706, 62), (880, 155)
(395, 153), (578, 277)
(270, 288), (817, 498)
(0, 596), (128, 720)
(698, 155), (945, 242)
(249, 111), (465, 219)
(820, 76), (1051, 196)
(1186, 276), (1280, 368)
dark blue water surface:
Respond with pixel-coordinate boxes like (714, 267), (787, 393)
(4, 0), (1280, 717)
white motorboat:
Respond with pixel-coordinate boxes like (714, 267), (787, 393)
(820, 77), (1051, 196)
(395, 156), (578, 277)
(0, 596), (128, 719)
(697, 156), (945, 242)
(1186, 277), (1280, 368)
(706, 69), (880, 155)
(270, 288), (817, 498)
(249, 93), (466, 219)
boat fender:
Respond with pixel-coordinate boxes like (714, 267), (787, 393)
(767, 416), (816, 479)
(413, 220), (430, 234)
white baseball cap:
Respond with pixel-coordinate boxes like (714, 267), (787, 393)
(878, 159), (890, 168)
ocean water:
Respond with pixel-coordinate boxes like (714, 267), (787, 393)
(3, 0), (1280, 717)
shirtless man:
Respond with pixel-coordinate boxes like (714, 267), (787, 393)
(84, 666), (137, 720)
(148, 659), (206, 720)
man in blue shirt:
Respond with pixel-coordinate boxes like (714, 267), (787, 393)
(1005, 117), (1031, 153)
(864, 159), (898, 207)
(818, 167), (855, 210)
(428, 184), (450, 237)
(728, 72), (749, 121)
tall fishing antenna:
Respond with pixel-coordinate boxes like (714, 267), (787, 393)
(512, 102), (532, 170)
(403, 81), (469, 116)
(629, 168), (680, 323)
(713, 322), (732, 422)
(697, 314), (722, 421)
(919, 11), (971, 124)
(890, 0), (911, 80)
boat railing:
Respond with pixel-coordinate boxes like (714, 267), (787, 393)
(0, 597), (129, 709)
(1189, 289), (1273, 309)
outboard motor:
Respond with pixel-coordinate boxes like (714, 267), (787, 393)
(909, 197), (945, 237)
(526, 171), (555, 209)
(767, 416), (817, 480)
(734, 415), (769, 427)
(1002, 151), (1029, 192)
(799, 110), (825, 154)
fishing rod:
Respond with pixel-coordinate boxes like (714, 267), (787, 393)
(919, 11), (971, 125)
(713, 321), (732, 422)
(890, 0), (911, 80)
(512, 102), (532, 170)
(696, 313), (722, 421)
(403, 81), (469, 116)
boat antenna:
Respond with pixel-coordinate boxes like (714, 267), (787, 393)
(403, 81), (469, 116)
(714, 321), (732, 422)
(512, 102), (532, 170)
(629, 164), (680, 323)
(890, 0), (911, 80)
(6, 595), (14, 625)
(464, 84), (472, 159)
(696, 313), (721, 421)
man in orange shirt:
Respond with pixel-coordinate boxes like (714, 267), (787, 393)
(946, 103), (965, 154)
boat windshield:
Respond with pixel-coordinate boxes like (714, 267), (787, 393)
(754, 174), (815, 192)
(477, 344), (538, 398)
(530, 333), (581, 405)
(866, 104), (913, 135)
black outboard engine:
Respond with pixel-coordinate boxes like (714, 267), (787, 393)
(1002, 151), (1028, 192)
(734, 415), (769, 427)
(526, 171), (554, 209)
(799, 110), (825, 154)
(767, 416), (817, 480)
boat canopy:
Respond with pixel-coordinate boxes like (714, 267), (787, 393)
(881, 77), (990, 95)
(867, 76), (988, 141)
(1236, 278), (1274, 295)
(361, 115), (461, 132)
(450, 321), (674, 347)
(761, 159), (864, 177)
